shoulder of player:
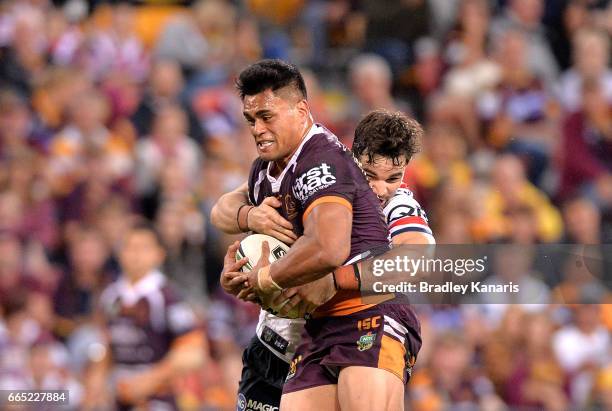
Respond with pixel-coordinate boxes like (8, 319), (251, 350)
(295, 134), (353, 173)
(248, 157), (268, 176)
(99, 280), (121, 307)
(384, 186), (419, 210)
(99, 275), (184, 307)
(159, 280), (188, 306)
(383, 186), (429, 226)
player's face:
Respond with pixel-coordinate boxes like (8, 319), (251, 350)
(242, 89), (309, 165)
(119, 230), (165, 281)
(359, 154), (406, 204)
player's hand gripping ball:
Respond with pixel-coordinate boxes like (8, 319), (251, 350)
(235, 234), (301, 319)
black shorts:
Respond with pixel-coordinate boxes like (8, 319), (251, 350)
(237, 336), (290, 411)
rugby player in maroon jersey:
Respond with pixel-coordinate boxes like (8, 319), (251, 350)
(84, 223), (206, 411)
(213, 60), (429, 411)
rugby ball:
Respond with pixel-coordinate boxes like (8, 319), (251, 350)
(235, 234), (290, 272)
(235, 234), (301, 318)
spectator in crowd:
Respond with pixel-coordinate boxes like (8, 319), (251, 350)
(48, 90), (133, 197)
(553, 303), (611, 408)
(479, 28), (559, 184)
(155, 200), (206, 305)
(409, 332), (503, 411)
(443, 0), (500, 100)
(347, 53), (410, 138)
(0, 151), (59, 250)
(406, 124), (472, 209)
(85, 2), (149, 82)
(471, 154), (563, 243)
(490, 0), (559, 84)
(155, 0), (240, 74)
(0, 88), (50, 156)
(559, 78), (612, 205)
(53, 225), (115, 339)
(562, 197), (604, 244)
(131, 59), (205, 143)
(557, 28), (612, 112)
(505, 312), (569, 410)
(135, 104), (202, 205)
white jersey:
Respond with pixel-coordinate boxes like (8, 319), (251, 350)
(256, 311), (305, 363)
(382, 184), (435, 244)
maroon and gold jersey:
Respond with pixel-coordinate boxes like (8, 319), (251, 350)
(100, 271), (198, 369)
(247, 124), (390, 316)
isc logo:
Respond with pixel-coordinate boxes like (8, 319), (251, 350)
(357, 316), (381, 331)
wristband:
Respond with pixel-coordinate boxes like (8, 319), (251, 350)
(332, 263), (361, 291)
(257, 265), (283, 294)
(237, 204), (253, 232)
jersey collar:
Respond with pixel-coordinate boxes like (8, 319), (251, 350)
(266, 123), (322, 193)
(117, 269), (166, 306)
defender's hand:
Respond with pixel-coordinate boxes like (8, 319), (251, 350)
(240, 241), (281, 308)
(248, 197), (297, 245)
(220, 241), (250, 296)
(272, 274), (337, 318)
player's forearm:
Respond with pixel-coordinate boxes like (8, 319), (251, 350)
(211, 185), (249, 234)
(141, 332), (207, 390)
(270, 234), (348, 288)
(268, 202), (351, 288)
(83, 345), (111, 403)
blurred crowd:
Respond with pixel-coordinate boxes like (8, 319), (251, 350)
(0, 0), (610, 409)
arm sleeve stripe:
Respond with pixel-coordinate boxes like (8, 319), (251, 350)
(302, 196), (352, 224)
(389, 216), (429, 229)
(390, 227), (433, 238)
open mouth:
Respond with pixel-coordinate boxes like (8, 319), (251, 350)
(257, 141), (274, 149)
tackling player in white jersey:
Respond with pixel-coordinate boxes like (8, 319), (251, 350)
(352, 109), (435, 246)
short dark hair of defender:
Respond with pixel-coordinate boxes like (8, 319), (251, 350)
(236, 59), (307, 100)
(352, 109), (422, 166)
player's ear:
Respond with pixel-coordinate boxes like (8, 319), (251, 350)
(296, 99), (310, 121)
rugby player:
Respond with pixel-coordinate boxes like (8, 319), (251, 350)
(212, 60), (430, 410)
(84, 223), (206, 411)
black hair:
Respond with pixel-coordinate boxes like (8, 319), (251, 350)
(352, 109), (422, 166)
(236, 59), (307, 100)
(127, 220), (164, 247)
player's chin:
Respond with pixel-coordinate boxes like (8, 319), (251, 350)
(257, 150), (279, 162)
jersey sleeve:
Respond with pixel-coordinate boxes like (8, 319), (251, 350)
(247, 158), (266, 206)
(383, 187), (435, 243)
(163, 286), (199, 339)
(291, 149), (356, 221)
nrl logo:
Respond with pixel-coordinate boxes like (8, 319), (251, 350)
(356, 332), (376, 351)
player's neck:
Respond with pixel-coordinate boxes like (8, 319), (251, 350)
(125, 270), (151, 285)
(271, 119), (313, 176)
